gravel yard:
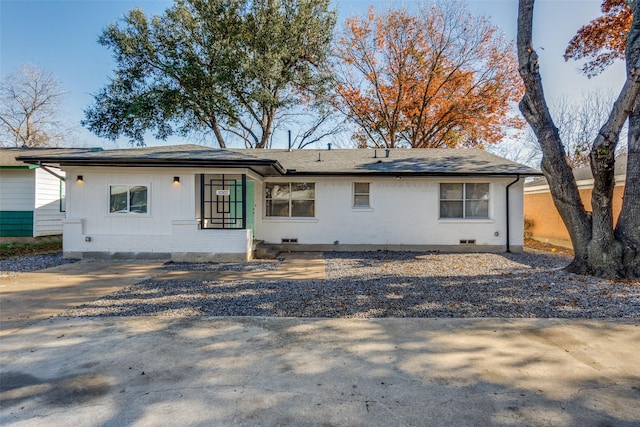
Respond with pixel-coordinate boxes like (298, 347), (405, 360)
(61, 250), (640, 319)
(0, 253), (76, 277)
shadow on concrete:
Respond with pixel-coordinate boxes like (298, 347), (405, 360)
(1, 317), (638, 425)
(1, 252), (639, 425)
(0, 261), (162, 335)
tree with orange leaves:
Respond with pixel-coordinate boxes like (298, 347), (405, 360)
(564, 0), (632, 77)
(333, 1), (523, 149)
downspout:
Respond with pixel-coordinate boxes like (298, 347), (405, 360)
(505, 174), (521, 253)
(38, 161), (66, 181)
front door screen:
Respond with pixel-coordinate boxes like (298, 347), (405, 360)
(200, 174), (246, 229)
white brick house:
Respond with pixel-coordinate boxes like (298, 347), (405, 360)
(18, 145), (540, 261)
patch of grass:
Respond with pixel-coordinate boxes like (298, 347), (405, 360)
(0, 241), (62, 259)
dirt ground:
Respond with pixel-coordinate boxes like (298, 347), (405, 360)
(524, 238), (574, 256)
(0, 241), (62, 259)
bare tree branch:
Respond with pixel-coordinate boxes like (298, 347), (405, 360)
(0, 64), (74, 147)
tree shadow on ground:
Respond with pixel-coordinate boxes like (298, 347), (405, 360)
(2, 252), (639, 425)
(61, 251), (639, 319)
(1, 317), (638, 426)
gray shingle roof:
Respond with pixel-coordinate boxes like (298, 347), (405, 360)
(573, 156), (627, 181)
(17, 144), (262, 162)
(1, 147), (97, 167)
(525, 155), (627, 187)
(16, 144), (540, 177)
(251, 148), (541, 176)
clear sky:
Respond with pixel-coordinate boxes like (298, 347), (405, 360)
(0, 0), (626, 149)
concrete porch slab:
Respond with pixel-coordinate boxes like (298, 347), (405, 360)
(155, 252), (326, 282)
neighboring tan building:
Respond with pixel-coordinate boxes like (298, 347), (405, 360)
(523, 157), (627, 249)
(18, 145), (540, 261)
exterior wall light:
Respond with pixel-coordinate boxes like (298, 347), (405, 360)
(77, 175), (83, 182)
(173, 176), (180, 183)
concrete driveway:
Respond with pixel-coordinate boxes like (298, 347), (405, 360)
(1, 260), (639, 426)
(0, 260), (163, 336)
(0, 253), (326, 337)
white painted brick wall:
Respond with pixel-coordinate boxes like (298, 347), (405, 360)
(254, 177), (524, 249)
(64, 219), (250, 257)
(62, 167), (253, 259)
(60, 166), (524, 256)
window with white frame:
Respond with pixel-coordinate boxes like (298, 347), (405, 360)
(265, 183), (315, 217)
(353, 182), (370, 208)
(109, 185), (148, 214)
(439, 183), (489, 219)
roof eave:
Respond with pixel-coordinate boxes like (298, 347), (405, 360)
(283, 171), (543, 177)
(15, 156), (287, 177)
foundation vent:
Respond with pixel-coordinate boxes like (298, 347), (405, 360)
(459, 239), (476, 245)
(281, 238), (298, 243)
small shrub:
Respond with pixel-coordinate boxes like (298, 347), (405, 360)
(523, 217), (535, 239)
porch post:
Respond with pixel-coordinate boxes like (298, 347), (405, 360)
(242, 174), (247, 229)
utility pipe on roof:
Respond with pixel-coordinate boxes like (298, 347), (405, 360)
(505, 174), (520, 253)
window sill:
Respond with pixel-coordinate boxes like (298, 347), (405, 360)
(352, 207), (373, 212)
(107, 213), (152, 218)
(438, 218), (494, 224)
(263, 217), (319, 223)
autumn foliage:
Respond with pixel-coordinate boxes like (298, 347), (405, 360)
(564, 0), (632, 77)
(333, 3), (523, 149)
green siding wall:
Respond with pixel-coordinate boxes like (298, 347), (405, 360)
(0, 211), (34, 237)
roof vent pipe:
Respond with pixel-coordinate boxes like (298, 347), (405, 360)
(327, 143), (332, 151)
(385, 149), (390, 158)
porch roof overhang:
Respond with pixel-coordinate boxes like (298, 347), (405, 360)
(16, 145), (287, 177)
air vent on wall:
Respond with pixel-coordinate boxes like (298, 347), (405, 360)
(281, 238), (298, 243)
(459, 239), (476, 244)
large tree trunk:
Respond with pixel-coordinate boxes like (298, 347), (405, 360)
(517, 0), (592, 272)
(615, 106), (640, 277)
(614, 5), (640, 277)
(517, 0), (640, 279)
(589, 2), (640, 277)
(615, 55), (640, 281)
